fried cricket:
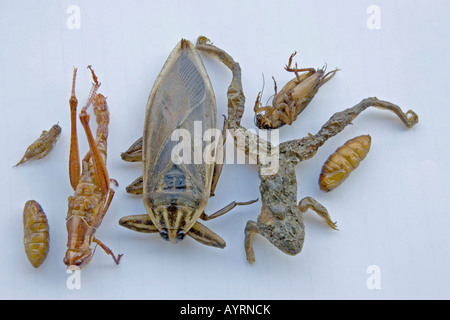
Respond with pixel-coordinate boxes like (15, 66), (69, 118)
(254, 52), (338, 129)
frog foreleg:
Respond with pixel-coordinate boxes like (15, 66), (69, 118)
(298, 197), (338, 230)
(244, 220), (260, 264)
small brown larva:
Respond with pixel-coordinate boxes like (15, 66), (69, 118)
(14, 123), (61, 167)
(23, 200), (50, 268)
(319, 135), (372, 192)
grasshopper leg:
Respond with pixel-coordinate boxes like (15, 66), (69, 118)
(92, 237), (122, 265)
(93, 185), (117, 228)
(79, 111), (110, 195)
(69, 68), (81, 190)
(78, 66), (109, 195)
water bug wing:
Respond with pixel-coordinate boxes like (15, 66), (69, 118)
(143, 39), (216, 197)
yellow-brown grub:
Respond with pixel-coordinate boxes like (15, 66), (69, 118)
(23, 200), (50, 268)
(319, 135), (371, 192)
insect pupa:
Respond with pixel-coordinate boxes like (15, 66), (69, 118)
(319, 134), (372, 192)
(23, 200), (50, 268)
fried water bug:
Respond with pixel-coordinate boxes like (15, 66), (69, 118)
(119, 38), (257, 248)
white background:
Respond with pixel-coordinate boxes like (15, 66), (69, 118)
(1, 0), (449, 300)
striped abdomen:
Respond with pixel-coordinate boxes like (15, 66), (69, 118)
(23, 200), (50, 268)
(15, 123), (62, 167)
(319, 135), (371, 192)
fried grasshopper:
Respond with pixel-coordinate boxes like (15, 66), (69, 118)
(64, 66), (122, 269)
(195, 37), (419, 263)
(119, 38), (256, 248)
